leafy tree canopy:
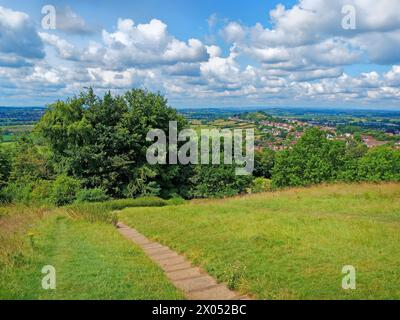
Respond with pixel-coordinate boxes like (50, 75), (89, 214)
(272, 128), (346, 188)
(36, 88), (188, 198)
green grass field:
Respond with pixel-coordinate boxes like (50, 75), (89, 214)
(2, 183), (400, 300)
(0, 208), (183, 300)
(1, 124), (34, 143)
(121, 183), (400, 300)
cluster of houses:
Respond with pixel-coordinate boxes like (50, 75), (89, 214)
(230, 115), (400, 152)
(360, 135), (388, 148)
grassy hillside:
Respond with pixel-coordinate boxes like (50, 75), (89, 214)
(121, 183), (400, 300)
(2, 183), (399, 300)
(0, 206), (183, 300)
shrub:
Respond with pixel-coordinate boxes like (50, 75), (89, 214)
(190, 164), (253, 199)
(0, 180), (34, 204)
(1, 179), (53, 205)
(31, 180), (53, 204)
(248, 178), (272, 194)
(123, 166), (160, 198)
(272, 128), (346, 188)
(51, 175), (81, 206)
(76, 188), (110, 203)
(0, 148), (11, 189)
(0, 184), (16, 204)
(166, 196), (186, 206)
(9, 138), (53, 182)
(357, 147), (400, 182)
(254, 149), (275, 179)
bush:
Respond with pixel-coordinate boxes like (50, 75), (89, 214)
(1, 179), (55, 205)
(166, 196), (186, 206)
(76, 188), (109, 203)
(9, 138), (53, 182)
(272, 128), (346, 188)
(248, 178), (272, 194)
(31, 180), (53, 204)
(0, 148), (11, 189)
(0, 180), (34, 204)
(190, 164), (253, 199)
(254, 149), (275, 179)
(357, 147), (400, 182)
(51, 175), (81, 206)
(0, 183), (16, 204)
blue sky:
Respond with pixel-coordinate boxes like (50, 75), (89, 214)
(5, 0), (295, 33)
(0, 0), (400, 108)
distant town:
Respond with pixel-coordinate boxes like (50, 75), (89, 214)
(182, 108), (400, 152)
(1, 106), (400, 151)
(229, 114), (399, 151)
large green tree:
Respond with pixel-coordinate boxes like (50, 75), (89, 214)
(36, 88), (189, 198)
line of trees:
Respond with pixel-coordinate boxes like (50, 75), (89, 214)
(271, 128), (400, 187)
(0, 89), (399, 205)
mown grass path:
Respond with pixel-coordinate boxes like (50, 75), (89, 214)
(117, 222), (251, 300)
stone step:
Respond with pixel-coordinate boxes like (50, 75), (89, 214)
(117, 222), (252, 301)
(189, 285), (238, 300)
(166, 267), (203, 281)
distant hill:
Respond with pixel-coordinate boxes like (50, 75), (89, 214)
(0, 106), (45, 126)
